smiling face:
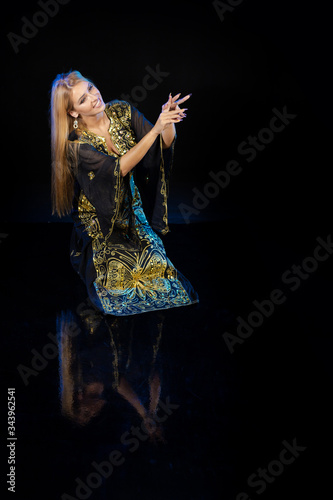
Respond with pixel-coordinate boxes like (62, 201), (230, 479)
(69, 80), (105, 119)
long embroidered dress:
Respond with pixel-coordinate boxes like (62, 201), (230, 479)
(68, 100), (199, 316)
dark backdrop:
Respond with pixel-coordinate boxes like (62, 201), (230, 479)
(1, 0), (332, 247)
(1, 2), (333, 499)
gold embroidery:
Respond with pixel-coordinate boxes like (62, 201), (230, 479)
(76, 101), (136, 158)
(78, 192), (103, 239)
(78, 187), (195, 315)
(159, 134), (169, 235)
(76, 101), (197, 315)
(106, 102), (136, 156)
(88, 171), (95, 180)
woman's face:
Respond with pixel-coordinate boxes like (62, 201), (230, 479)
(70, 80), (105, 119)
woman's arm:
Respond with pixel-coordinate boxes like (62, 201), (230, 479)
(119, 107), (185, 177)
(161, 123), (176, 149)
(161, 93), (191, 149)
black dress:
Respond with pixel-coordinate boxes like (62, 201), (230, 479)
(68, 100), (198, 316)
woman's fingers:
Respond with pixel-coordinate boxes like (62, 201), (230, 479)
(171, 93), (181, 103)
(161, 108), (187, 125)
(163, 93), (191, 112)
(175, 94), (191, 105)
(169, 93), (191, 104)
(166, 93), (172, 110)
(158, 106), (188, 132)
(162, 93), (172, 111)
(165, 108), (187, 118)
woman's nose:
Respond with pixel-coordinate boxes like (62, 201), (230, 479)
(90, 92), (99, 103)
(88, 90), (99, 101)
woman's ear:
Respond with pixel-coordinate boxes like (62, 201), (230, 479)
(68, 111), (79, 118)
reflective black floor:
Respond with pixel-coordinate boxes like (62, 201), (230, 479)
(1, 217), (332, 500)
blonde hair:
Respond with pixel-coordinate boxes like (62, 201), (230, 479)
(50, 70), (92, 217)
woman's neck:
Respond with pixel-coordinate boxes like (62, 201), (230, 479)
(82, 109), (108, 133)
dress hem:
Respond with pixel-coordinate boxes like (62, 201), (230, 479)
(99, 299), (200, 317)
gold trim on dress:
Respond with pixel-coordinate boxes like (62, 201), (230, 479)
(75, 101), (196, 315)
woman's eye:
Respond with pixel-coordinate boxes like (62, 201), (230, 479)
(79, 84), (94, 104)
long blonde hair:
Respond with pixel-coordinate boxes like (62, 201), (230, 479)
(50, 70), (91, 217)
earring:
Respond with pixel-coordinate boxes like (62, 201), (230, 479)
(73, 118), (78, 129)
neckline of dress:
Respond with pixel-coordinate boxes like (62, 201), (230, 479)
(82, 107), (120, 156)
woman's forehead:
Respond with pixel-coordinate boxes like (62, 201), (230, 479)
(71, 80), (91, 101)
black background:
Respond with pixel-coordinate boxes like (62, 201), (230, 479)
(1, 1), (333, 500)
(1, 0), (331, 235)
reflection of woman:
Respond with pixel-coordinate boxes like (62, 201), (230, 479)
(58, 309), (107, 427)
(50, 71), (199, 315)
(58, 304), (166, 442)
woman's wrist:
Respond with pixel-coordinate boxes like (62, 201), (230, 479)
(150, 126), (161, 138)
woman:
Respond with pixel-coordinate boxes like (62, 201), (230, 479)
(50, 70), (199, 316)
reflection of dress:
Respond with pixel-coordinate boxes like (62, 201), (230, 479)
(58, 305), (165, 427)
(69, 100), (199, 316)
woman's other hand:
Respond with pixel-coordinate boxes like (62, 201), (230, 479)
(152, 92), (190, 135)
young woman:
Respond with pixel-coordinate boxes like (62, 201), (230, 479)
(50, 70), (199, 316)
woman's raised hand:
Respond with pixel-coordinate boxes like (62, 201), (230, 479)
(152, 92), (191, 135)
(162, 92), (191, 113)
(120, 93), (191, 176)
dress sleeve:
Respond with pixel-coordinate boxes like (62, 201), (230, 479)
(130, 104), (175, 235)
(76, 144), (122, 235)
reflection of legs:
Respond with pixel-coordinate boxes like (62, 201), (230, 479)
(144, 370), (166, 444)
(148, 369), (161, 417)
(117, 376), (147, 420)
(146, 313), (165, 442)
(115, 311), (166, 443)
(117, 373), (165, 443)
(109, 313), (152, 418)
(148, 314), (163, 416)
(106, 315), (134, 389)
